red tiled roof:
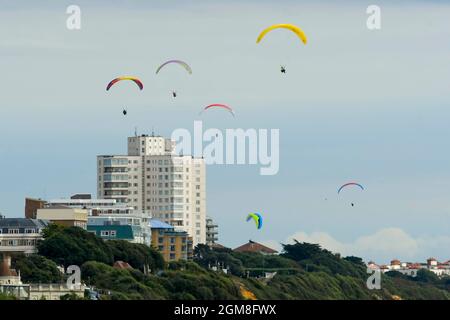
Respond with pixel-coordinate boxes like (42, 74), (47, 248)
(233, 240), (278, 254)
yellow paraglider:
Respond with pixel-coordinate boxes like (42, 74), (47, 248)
(256, 24), (307, 45)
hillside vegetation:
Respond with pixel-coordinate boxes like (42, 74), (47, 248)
(2, 226), (449, 300)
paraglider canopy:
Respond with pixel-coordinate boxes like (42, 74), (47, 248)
(257, 24), (308, 45)
(106, 77), (143, 91)
(202, 104), (235, 117)
(156, 60), (192, 75)
(246, 213), (263, 230)
(337, 182), (364, 194)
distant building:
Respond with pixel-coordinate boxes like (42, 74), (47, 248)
(36, 206), (88, 229)
(233, 240), (278, 255)
(47, 196), (134, 216)
(0, 254), (29, 299)
(87, 224), (137, 242)
(390, 259), (401, 270)
(70, 194), (92, 200)
(206, 216), (218, 246)
(150, 219), (193, 261)
(24, 198), (47, 219)
(427, 257), (438, 268)
(87, 213), (151, 245)
(97, 134), (207, 246)
(0, 218), (48, 254)
(370, 257), (450, 278)
(28, 283), (86, 300)
(0, 254), (21, 286)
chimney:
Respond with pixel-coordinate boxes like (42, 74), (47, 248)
(0, 254), (12, 276)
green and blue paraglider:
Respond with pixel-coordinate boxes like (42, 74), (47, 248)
(246, 213), (263, 230)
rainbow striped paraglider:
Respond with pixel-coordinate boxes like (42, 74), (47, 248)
(106, 76), (143, 91)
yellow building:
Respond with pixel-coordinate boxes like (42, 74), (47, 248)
(36, 206), (88, 229)
(150, 220), (193, 261)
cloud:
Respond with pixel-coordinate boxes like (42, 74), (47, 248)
(264, 228), (450, 263)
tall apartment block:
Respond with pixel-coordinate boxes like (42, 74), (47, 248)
(97, 134), (206, 245)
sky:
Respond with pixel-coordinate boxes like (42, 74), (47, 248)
(0, 0), (449, 263)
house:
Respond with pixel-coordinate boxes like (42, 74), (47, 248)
(233, 240), (278, 255)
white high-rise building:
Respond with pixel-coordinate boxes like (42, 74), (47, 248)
(97, 134), (206, 245)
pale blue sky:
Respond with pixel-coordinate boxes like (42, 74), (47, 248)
(0, 0), (449, 262)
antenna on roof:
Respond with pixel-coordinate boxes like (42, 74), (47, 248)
(134, 126), (138, 137)
(152, 127), (155, 137)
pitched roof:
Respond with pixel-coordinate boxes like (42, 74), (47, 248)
(233, 240), (278, 254)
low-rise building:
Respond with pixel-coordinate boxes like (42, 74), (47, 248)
(47, 195), (139, 216)
(29, 283), (86, 300)
(150, 219), (193, 261)
(36, 206), (88, 229)
(87, 213), (151, 245)
(0, 218), (48, 254)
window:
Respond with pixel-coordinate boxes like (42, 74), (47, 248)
(170, 245), (176, 252)
(100, 231), (110, 236)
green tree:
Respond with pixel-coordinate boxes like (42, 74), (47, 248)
(38, 226), (114, 267)
(11, 254), (63, 283)
(107, 240), (164, 272)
